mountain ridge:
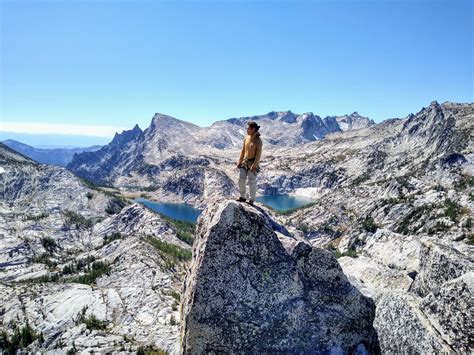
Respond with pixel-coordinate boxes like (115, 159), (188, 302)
(1, 139), (102, 167)
(66, 101), (472, 192)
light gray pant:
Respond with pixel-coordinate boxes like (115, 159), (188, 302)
(239, 167), (257, 201)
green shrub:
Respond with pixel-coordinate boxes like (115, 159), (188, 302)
(75, 307), (107, 330)
(444, 198), (460, 222)
(141, 185), (159, 192)
(61, 255), (97, 275)
(0, 321), (41, 353)
(79, 177), (101, 191)
(32, 253), (57, 269)
(322, 223), (335, 233)
(24, 212), (49, 221)
(175, 230), (194, 246)
(466, 217), (472, 229)
(160, 216), (196, 245)
(61, 263), (76, 275)
(41, 236), (58, 253)
(63, 210), (93, 229)
(66, 261), (111, 285)
(19, 258), (106, 284)
(362, 216), (378, 233)
(105, 207), (116, 214)
(145, 236), (192, 270)
(104, 193), (129, 214)
(105, 196), (129, 214)
(163, 290), (180, 302)
(335, 248), (358, 258)
(352, 174), (371, 186)
(466, 234), (474, 245)
(454, 175), (474, 190)
(146, 236), (192, 261)
(137, 345), (168, 355)
(397, 205), (433, 235)
(66, 344), (77, 355)
(83, 314), (107, 330)
(427, 221), (451, 234)
(102, 232), (123, 246)
(380, 198), (399, 206)
(79, 177), (130, 210)
(334, 154), (346, 162)
(299, 224), (310, 233)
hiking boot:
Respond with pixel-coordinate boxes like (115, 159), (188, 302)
(235, 197), (246, 202)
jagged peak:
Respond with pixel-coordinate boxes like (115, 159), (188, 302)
(149, 112), (200, 131)
(280, 110), (297, 123)
(152, 112), (177, 120)
(116, 124), (142, 135)
(301, 112), (324, 124)
(338, 111), (370, 120)
(414, 100), (442, 117)
(110, 125), (143, 146)
(409, 100), (443, 119)
(150, 112), (181, 126)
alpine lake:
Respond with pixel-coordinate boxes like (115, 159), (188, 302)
(136, 194), (316, 223)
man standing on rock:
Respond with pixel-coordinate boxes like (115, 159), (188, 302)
(235, 121), (263, 205)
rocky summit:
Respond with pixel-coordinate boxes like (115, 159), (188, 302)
(180, 199), (379, 354)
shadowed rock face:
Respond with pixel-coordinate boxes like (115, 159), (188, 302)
(180, 200), (379, 354)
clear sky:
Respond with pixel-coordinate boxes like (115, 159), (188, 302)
(1, 0), (473, 139)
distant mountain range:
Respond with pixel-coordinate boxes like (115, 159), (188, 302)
(1, 139), (102, 167)
(0, 131), (113, 148)
(66, 109), (374, 186)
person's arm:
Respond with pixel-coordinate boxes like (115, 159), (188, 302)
(253, 140), (263, 166)
(238, 138), (245, 164)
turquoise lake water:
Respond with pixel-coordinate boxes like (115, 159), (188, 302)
(135, 198), (202, 223)
(255, 194), (316, 212)
(136, 194), (316, 222)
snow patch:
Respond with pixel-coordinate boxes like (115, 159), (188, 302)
(293, 187), (323, 199)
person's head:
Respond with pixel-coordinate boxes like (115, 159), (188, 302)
(246, 121), (260, 135)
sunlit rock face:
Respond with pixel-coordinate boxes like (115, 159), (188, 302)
(180, 199), (379, 354)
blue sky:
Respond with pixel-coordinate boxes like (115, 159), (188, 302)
(1, 0), (472, 140)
